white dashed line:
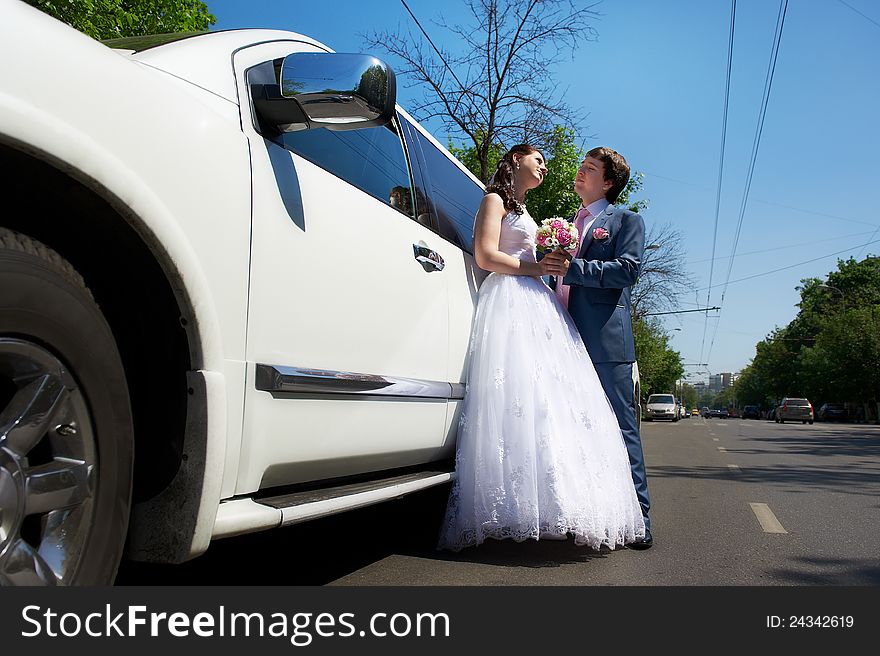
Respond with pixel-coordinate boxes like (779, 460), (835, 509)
(717, 446), (727, 452)
(712, 438), (720, 442)
(749, 503), (788, 534)
(727, 464), (741, 473)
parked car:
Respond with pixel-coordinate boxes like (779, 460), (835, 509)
(680, 405), (689, 419)
(776, 398), (814, 424)
(727, 407), (740, 418)
(6, 4), (648, 585)
(701, 406), (710, 418)
(818, 403), (848, 422)
(742, 405), (760, 419)
(645, 394), (679, 421)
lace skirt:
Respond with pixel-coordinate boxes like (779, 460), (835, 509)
(438, 273), (645, 551)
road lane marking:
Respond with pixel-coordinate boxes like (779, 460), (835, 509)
(713, 438), (720, 441)
(749, 503), (788, 534)
(717, 446), (727, 452)
(727, 464), (741, 473)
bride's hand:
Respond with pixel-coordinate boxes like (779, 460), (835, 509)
(541, 250), (571, 277)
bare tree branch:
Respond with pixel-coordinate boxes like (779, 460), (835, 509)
(631, 221), (696, 319)
(362, 0), (600, 182)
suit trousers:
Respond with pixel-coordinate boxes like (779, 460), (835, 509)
(594, 362), (651, 529)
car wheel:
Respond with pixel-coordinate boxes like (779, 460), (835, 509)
(0, 229), (133, 585)
(809, 421), (813, 425)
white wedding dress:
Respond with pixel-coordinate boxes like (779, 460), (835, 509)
(438, 208), (646, 551)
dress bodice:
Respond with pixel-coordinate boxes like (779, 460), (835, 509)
(497, 209), (537, 263)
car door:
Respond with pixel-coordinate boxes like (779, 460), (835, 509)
(398, 113), (487, 452)
(233, 43), (451, 494)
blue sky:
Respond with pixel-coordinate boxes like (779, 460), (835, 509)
(207, 0), (880, 384)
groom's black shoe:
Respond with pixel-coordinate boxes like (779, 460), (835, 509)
(628, 528), (653, 550)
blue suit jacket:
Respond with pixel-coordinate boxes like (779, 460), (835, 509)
(561, 204), (645, 363)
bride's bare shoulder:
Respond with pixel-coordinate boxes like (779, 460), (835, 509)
(478, 193), (507, 218)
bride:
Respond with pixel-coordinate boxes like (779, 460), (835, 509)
(438, 144), (646, 552)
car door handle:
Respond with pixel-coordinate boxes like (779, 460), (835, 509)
(413, 244), (445, 272)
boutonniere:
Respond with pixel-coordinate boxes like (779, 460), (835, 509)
(592, 227), (610, 241)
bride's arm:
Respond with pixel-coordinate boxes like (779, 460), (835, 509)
(473, 194), (544, 276)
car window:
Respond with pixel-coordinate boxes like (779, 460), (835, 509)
(247, 60), (416, 220)
(647, 395), (675, 404)
(786, 398), (810, 406)
(406, 127), (483, 254)
(281, 125), (415, 219)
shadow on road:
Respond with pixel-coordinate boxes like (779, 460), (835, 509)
(431, 536), (611, 569)
(765, 555), (880, 585)
(116, 485), (450, 586)
(646, 463), (880, 498)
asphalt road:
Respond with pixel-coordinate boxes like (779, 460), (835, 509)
(116, 418), (880, 586)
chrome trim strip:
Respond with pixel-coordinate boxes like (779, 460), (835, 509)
(255, 364), (465, 400)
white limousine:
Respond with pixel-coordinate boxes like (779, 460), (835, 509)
(0, 1), (488, 584)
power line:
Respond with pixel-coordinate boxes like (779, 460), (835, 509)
(699, 0), (737, 366)
(706, 0), (788, 366)
(400, 0), (468, 94)
(694, 236), (880, 292)
(685, 230), (877, 266)
(721, 0), (789, 298)
(857, 223), (880, 259)
(838, 0), (880, 29)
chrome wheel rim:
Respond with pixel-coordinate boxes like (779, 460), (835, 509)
(0, 338), (96, 585)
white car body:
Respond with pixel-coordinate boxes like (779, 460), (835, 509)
(0, 1), (489, 578)
(644, 394), (678, 421)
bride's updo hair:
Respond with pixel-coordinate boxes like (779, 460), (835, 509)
(486, 144), (540, 215)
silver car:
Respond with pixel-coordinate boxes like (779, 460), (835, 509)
(776, 398), (814, 424)
(644, 394), (679, 421)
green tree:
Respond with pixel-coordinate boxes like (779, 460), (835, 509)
(448, 129), (506, 187)
(633, 316), (683, 399)
(799, 305), (880, 417)
(28, 0), (215, 40)
(737, 255), (880, 420)
(525, 126), (584, 220)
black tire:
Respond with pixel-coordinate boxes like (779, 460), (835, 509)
(0, 228), (133, 585)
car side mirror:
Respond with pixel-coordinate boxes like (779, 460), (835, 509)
(253, 52), (396, 133)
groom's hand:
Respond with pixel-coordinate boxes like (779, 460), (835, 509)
(540, 250), (571, 277)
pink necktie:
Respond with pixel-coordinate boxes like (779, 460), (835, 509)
(556, 207), (590, 309)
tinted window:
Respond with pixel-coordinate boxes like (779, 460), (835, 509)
(247, 61), (415, 220)
(409, 129), (483, 253)
(283, 127), (415, 218)
(786, 398), (810, 406)
(647, 395), (675, 404)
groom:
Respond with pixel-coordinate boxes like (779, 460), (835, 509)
(543, 146), (653, 549)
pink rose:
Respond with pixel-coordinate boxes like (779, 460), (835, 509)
(550, 219), (564, 229)
(556, 228), (571, 245)
(592, 227), (610, 241)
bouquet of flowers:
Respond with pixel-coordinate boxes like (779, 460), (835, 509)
(535, 217), (579, 254)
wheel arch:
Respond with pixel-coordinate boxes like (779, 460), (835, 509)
(0, 137), (226, 563)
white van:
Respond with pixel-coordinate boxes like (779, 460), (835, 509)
(0, 3), (642, 585)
